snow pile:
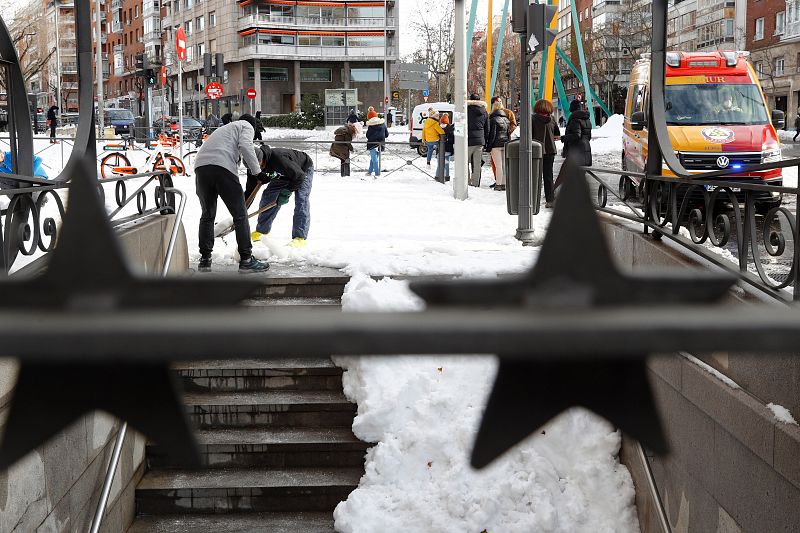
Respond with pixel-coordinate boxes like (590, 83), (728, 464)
(333, 275), (640, 533)
(594, 115), (625, 138)
(767, 403), (798, 425)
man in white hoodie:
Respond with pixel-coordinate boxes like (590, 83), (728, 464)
(194, 114), (269, 273)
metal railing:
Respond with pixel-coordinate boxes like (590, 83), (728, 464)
(238, 14), (395, 28)
(587, 157), (800, 302)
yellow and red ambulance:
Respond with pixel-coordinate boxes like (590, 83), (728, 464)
(623, 50), (784, 213)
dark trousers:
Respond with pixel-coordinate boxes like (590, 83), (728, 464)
(49, 123), (56, 140)
(340, 159), (350, 176)
(195, 165), (252, 260)
(543, 154), (555, 202)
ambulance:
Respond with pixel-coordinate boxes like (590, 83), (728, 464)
(623, 50), (785, 214)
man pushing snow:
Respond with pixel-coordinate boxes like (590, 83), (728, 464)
(246, 144), (314, 248)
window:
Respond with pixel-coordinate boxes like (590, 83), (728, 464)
(134, 5), (139, 17)
(209, 11), (216, 27)
(797, 52), (800, 67)
(186, 45), (193, 62)
(755, 17), (764, 40)
(300, 67), (332, 82)
(347, 35), (383, 47)
(755, 61), (764, 77)
(775, 56), (785, 76)
(776, 11), (786, 35)
(209, 38), (217, 53)
(197, 42), (205, 56)
(185, 21), (192, 35)
(248, 66), (289, 81)
(196, 15), (204, 31)
(349, 68), (383, 82)
(579, 12), (582, 22)
(184, 0), (192, 9)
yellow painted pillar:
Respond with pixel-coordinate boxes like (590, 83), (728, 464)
(485, 0), (493, 106)
(543, 0), (558, 101)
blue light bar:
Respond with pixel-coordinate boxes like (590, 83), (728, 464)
(732, 164), (742, 170)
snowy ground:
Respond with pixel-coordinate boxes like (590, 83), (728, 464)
(4, 121), (641, 532)
(332, 276), (639, 533)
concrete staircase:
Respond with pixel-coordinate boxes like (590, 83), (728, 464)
(129, 279), (365, 532)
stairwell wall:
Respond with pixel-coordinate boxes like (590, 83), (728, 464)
(0, 214), (188, 532)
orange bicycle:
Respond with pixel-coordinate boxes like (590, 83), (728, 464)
(99, 136), (186, 179)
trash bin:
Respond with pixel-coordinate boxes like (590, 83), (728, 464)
(134, 117), (147, 144)
(505, 139), (543, 216)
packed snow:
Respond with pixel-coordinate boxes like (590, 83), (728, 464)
(680, 352), (740, 389)
(767, 403), (799, 425)
(332, 275), (639, 533)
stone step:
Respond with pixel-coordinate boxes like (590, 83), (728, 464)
(243, 297), (341, 309)
(183, 390), (356, 429)
(147, 428), (369, 469)
(128, 512), (335, 533)
(175, 358), (343, 393)
(136, 467), (362, 515)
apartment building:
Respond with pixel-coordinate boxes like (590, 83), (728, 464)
(106, 0), (147, 110)
(41, 0), (80, 112)
(161, 0), (399, 118)
(748, 0), (800, 117)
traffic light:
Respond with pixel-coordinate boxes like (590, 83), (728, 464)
(527, 3), (558, 53)
(504, 60), (515, 81)
(203, 53), (213, 77)
(215, 53), (224, 78)
(135, 53), (144, 72)
(146, 69), (156, 86)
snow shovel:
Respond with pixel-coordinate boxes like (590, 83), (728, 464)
(214, 200), (279, 238)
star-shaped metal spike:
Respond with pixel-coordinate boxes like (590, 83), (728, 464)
(0, 156), (261, 469)
(411, 153), (735, 469)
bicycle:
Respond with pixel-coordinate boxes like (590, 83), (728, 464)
(99, 134), (187, 179)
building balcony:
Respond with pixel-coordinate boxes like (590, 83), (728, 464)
(237, 43), (397, 61)
(111, 0), (120, 9)
(112, 21), (122, 33)
(144, 30), (162, 42)
(238, 14), (396, 32)
(62, 82), (79, 90)
(62, 62), (78, 73)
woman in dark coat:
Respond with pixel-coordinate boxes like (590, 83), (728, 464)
(46, 105), (58, 144)
(365, 115), (388, 177)
(486, 101), (511, 191)
(532, 98), (561, 207)
(562, 99), (592, 166)
(439, 113), (455, 180)
(253, 111), (265, 140)
(330, 122), (356, 176)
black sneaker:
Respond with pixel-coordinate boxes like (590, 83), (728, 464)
(239, 256), (270, 273)
(198, 257), (212, 272)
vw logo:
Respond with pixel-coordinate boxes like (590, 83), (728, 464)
(716, 156), (730, 168)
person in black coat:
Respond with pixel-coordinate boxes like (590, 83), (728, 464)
(46, 105), (58, 143)
(246, 144), (315, 245)
(347, 110), (359, 124)
(439, 113), (455, 180)
(562, 99), (592, 167)
(221, 113), (233, 125)
(253, 111), (265, 140)
(365, 115), (388, 177)
(486, 101), (511, 191)
(466, 94), (488, 187)
(532, 99), (561, 207)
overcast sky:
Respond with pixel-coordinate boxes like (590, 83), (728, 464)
(399, 0), (509, 58)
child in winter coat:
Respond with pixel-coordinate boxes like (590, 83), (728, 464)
(330, 122), (357, 176)
(422, 110), (446, 166)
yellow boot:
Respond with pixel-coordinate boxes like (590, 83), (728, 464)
(289, 237), (307, 248)
(251, 231), (267, 242)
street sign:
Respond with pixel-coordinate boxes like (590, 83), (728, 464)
(424, 96), (429, 102)
(423, 89), (429, 97)
(161, 66), (167, 85)
(385, 96), (389, 105)
(246, 88), (257, 99)
(392, 90), (400, 100)
(176, 28), (187, 62)
(399, 81), (428, 90)
(205, 82), (223, 99)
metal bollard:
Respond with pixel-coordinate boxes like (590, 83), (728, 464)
(436, 134), (446, 183)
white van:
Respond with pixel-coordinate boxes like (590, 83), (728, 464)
(409, 102), (454, 156)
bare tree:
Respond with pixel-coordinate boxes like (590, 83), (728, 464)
(6, 2), (55, 92)
(410, 2), (455, 101)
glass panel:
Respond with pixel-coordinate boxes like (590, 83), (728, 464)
(350, 68), (383, 82)
(665, 84), (770, 125)
(300, 67), (332, 82)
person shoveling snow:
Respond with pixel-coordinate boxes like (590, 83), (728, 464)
(246, 144), (314, 249)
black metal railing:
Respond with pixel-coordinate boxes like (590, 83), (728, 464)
(586, 158), (800, 301)
(0, 169), (177, 274)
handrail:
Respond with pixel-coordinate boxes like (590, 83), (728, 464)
(88, 422), (127, 533)
(88, 185), (185, 532)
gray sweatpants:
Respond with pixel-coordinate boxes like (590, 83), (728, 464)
(468, 145), (483, 187)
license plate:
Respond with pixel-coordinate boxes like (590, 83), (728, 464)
(705, 185), (741, 192)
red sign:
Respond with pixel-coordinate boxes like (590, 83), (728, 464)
(385, 96), (389, 105)
(176, 28), (187, 62)
(205, 82), (224, 99)
(246, 88), (257, 99)
(161, 66), (167, 85)
(423, 95), (428, 103)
